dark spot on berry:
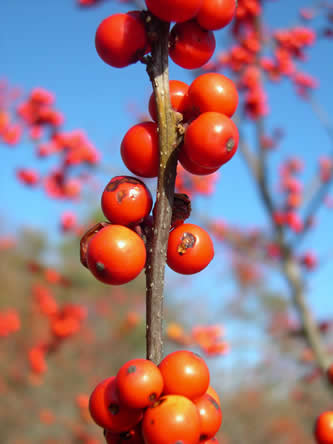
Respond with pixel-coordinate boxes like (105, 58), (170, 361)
(152, 396), (167, 408)
(177, 232), (196, 255)
(200, 435), (209, 441)
(108, 403), (119, 416)
(226, 137), (235, 152)
(150, 419), (155, 425)
(127, 365), (137, 374)
(193, 351), (202, 359)
(96, 262), (105, 273)
(149, 392), (157, 402)
(120, 431), (133, 441)
(106, 176), (141, 192)
(116, 190), (127, 203)
(208, 396), (220, 411)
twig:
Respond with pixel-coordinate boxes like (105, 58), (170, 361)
(236, 12), (332, 378)
(144, 17), (179, 365)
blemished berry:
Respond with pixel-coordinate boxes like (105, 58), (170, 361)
(194, 393), (222, 441)
(116, 359), (164, 409)
(86, 225), (146, 285)
(142, 395), (201, 444)
(101, 176), (153, 226)
(89, 377), (143, 432)
(167, 223), (214, 275)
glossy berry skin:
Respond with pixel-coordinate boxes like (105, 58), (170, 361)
(167, 223), (214, 275)
(95, 13), (148, 68)
(104, 425), (144, 444)
(179, 148), (220, 176)
(101, 176), (153, 226)
(142, 395), (201, 444)
(116, 359), (164, 409)
(188, 73), (238, 117)
(197, 0), (236, 30)
(145, 0), (202, 23)
(149, 80), (190, 122)
(315, 411), (333, 444)
(183, 112), (239, 169)
(121, 122), (159, 178)
(194, 394), (222, 441)
(86, 225), (146, 285)
(89, 377), (143, 432)
(159, 350), (210, 400)
(169, 21), (216, 70)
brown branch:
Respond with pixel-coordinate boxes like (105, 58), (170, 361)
(240, 126), (332, 377)
(144, 17), (179, 365)
(290, 96), (333, 247)
(282, 254), (331, 372)
(235, 11), (332, 380)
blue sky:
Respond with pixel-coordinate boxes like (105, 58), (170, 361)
(1, 0), (333, 361)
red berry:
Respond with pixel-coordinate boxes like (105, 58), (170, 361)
(188, 73), (238, 117)
(149, 80), (190, 122)
(95, 12), (148, 68)
(197, 0), (236, 30)
(116, 359), (164, 409)
(167, 223), (214, 274)
(159, 350), (210, 399)
(145, 0), (203, 23)
(169, 21), (216, 70)
(121, 122), (159, 178)
(101, 176), (153, 226)
(104, 425), (144, 444)
(142, 395), (201, 444)
(179, 148), (220, 176)
(315, 411), (333, 444)
(183, 112), (239, 169)
(86, 225), (146, 285)
(194, 394), (222, 441)
(89, 377), (143, 432)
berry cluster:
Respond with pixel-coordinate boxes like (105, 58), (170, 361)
(120, 70), (239, 179)
(167, 323), (229, 357)
(89, 350), (222, 444)
(28, 282), (87, 375)
(0, 80), (100, 201)
(81, 1), (240, 285)
(95, 1), (236, 71)
(84, 2), (239, 442)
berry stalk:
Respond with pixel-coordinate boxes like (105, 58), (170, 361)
(144, 17), (180, 364)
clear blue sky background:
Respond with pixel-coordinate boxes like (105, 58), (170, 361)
(1, 0), (333, 369)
